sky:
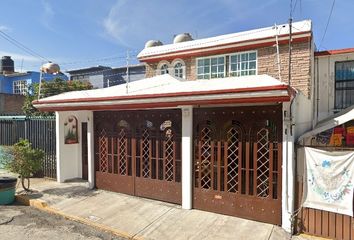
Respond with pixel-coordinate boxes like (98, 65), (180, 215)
(0, 0), (353, 72)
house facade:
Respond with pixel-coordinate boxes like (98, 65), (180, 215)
(294, 48), (354, 239)
(33, 20), (315, 233)
(0, 56), (68, 95)
(66, 64), (145, 89)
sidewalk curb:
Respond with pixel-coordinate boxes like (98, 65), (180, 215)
(15, 194), (143, 240)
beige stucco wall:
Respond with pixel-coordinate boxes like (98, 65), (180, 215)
(315, 52), (354, 122)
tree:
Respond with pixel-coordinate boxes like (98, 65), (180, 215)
(0, 139), (44, 191)
(23, 78), (92, 116)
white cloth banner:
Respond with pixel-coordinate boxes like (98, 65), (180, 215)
(303, 147), (354, 216)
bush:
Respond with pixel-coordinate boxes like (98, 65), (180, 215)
(0, 139), (44, 191)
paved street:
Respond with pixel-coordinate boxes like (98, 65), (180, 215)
(0, 205), (126, 240)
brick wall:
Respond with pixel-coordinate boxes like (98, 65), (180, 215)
(143, 41), (312, 97)
(258, 41), (312, 97)
(0, 93), (25, 114)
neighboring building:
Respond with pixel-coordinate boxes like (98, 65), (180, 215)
(0, 56), (68, 95)
(0, 93), (25, 114)
(34, 19), (314, 233)
(314, 48), (354, 120)
(294, 48), (354, 239)
(66, 64), (145, 89)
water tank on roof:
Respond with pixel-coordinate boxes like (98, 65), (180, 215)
(145, 40), (163, 48)
(0, 56), (14, 74)
(41, 62), (60, 74)
(173, 33), (193, 44)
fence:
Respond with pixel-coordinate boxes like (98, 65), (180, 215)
(0, 115), (56, 179)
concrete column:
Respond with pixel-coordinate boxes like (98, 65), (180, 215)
(87, 111), (95, 189)
(55, 111), (63, 183)
(282, 102), (295, 233)
(181, 106), (193, 209)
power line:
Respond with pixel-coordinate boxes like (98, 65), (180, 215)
(0, 30), (50, 62)
(318, 0), (336, 50)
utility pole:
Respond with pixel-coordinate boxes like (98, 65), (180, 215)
(38, 62), (43, 100)
(126, 50), (130, 94)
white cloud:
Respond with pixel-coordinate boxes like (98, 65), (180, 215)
(41, 0), (55, 31)
(101, 0), (283, 49)
(0, 25), (12, 32)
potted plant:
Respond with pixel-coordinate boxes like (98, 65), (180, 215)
(0, 139), (44, 192)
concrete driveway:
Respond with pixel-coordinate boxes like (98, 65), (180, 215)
(15, 178), (308, 240)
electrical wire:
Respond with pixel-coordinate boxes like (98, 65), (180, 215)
(0, 30), (50, 62)
(318, 0), (336, 50)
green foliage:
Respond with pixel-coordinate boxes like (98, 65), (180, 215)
(0, 139), (44, 179)
(23, 77), (93, 116)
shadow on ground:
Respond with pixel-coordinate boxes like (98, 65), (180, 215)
(42, 186), (98, 198)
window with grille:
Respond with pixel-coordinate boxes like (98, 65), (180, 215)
(335, 61), (354, 109)
(230, 51), (257, 77)
(13, 80), (28, 95)
(196, 51), (257, 79)
(197, 56), (225, 79)
(174, 62), (184, 78)
(160, 64), (169, 75)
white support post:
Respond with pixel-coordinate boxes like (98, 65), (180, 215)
(55, 111), (63, 183)
(181, 106), (193, 209)
(87, 112), (95, 189)
(282, 102), (295, 232)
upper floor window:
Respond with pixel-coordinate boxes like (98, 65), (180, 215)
(13, 80), (28, 95)
(335, 61), (354, 109)
(160, 64), (169, 75)
(230, 51), (257, 76)
(197, 56), (225, 79)
(173, 60), (185, 78)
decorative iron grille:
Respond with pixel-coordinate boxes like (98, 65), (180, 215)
(227, 127), (240, 193)
(200, 127), (212, 189)
(99, 129), (108, 172)
(164, 129), (174, 181)
(118, 128), (127, 175)
(141, 129), (150, 178)
(256, 128), (270, 197)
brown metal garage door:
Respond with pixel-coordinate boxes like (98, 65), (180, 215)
(193, 105), (283, 225)
(94, 110), (182, 204)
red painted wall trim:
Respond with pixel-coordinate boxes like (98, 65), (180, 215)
(36, 95), (290, 112)
(315, 48), (354, 57)
(33, 85), (289, 105)
(140, 32), (312, 63)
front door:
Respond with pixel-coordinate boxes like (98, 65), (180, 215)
(193, 105), (283, 225)
(82, 122), (88, 180)
(94, 110), (182, 204)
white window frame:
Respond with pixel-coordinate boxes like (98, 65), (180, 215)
(229, 50), (257, 77)
(13, 80), (28, 95)
(157, 60), (171, 75)
(196, 54), (226, 79)
(172, 59), (186, 79)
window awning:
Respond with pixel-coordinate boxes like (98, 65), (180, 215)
(33, 74), (293, 112)
(298, 105), (354, 143)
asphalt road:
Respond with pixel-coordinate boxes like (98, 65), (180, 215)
(0, 204), (127, 240)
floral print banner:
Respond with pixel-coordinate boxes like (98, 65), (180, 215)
(303, 147), (354, 216)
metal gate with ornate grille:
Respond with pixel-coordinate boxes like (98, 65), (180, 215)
(193, 105), (283, 225)
(94, 110), (182, 204)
